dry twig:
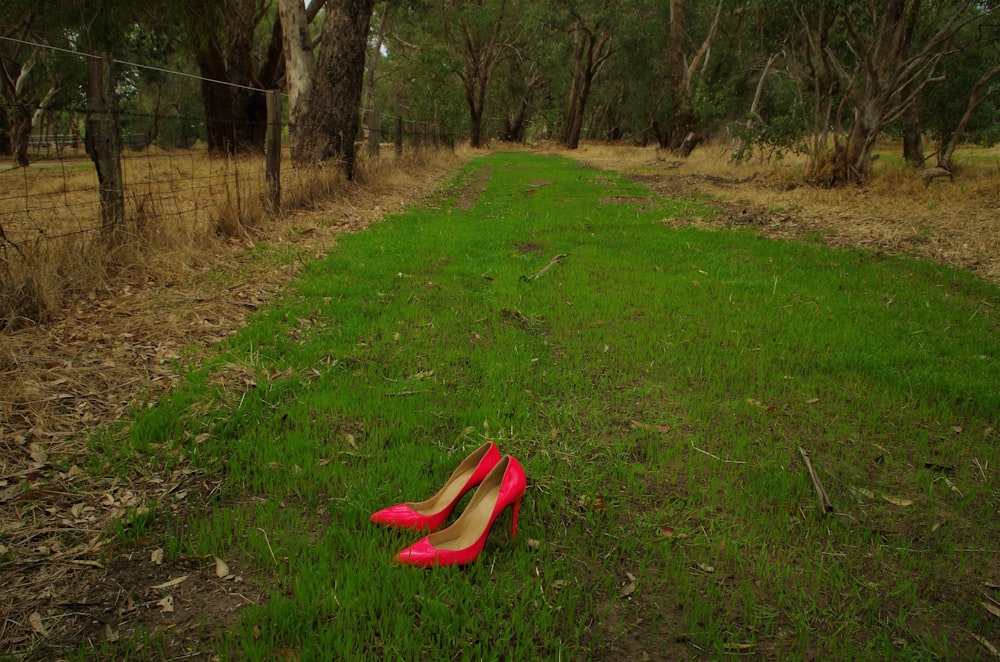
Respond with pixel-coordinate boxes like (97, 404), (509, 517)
(799, 446), (834, 516)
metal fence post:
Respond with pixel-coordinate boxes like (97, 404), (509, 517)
(266, 90), (282, 209)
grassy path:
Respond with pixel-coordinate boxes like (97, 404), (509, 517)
(98, 152), (997, 659)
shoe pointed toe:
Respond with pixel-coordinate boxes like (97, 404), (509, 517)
(394, 537), (442, 567)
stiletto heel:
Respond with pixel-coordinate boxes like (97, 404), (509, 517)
(511, 495), (522, 538)
(370, 442), (502, 531)
(394, 456), (527, 567)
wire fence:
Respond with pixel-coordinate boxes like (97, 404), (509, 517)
(0, 48), (447, 264)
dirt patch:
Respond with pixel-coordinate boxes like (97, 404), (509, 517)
(28, 548), (266, 660)
(454, 163), (493, 210)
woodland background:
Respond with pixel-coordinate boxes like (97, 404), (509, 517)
(2, 0), (998, 183)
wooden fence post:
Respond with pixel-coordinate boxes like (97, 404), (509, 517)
(265, 90), (281, 209)
(394, 115), (403, 157)
(366, 108), (381, 157)
(85, 52), (125, 242)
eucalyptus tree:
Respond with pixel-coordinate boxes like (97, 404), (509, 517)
(791, 0), (990, 186)
(282, 0), (376, 177)
(0, 0), (83, 165)
(918, 13), (1000, 172)
(554, 0), (624, 149)
(178, 0), (285, 154)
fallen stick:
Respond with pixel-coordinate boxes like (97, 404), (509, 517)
(799, 446), (834, 516)
(524, 253), (567, 281)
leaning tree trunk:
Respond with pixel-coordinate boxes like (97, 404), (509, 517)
(292, 0), (375, 178)
(938, 64), (1000, 172)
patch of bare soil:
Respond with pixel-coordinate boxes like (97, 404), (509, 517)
(454, 163), (493, 210)
(0, 151), (467, 659)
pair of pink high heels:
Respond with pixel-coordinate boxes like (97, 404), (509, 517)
(370, 442), (526, 567)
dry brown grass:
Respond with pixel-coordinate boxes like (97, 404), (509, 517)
(556, 140), (1000, 285)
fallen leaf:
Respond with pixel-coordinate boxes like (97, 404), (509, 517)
(28, 611), (47, 636)
(29, 443), (47, 464)
(985, 582), (1000, 591)
(549, 579), (565, 590)
(151, 548), (163, 565)
(849, 486), (876, 500)
(971, 633), (999, 658)
(952, 426), (963, 433)
(215, 556), (230, 578)
(103, 622), (118, 642)
(882, 494), (914, 507)
(724, 642), (754, 651)
(0, 485), (21, 503)
(659, 525), (675, 537)
(526, 538), (541, 550)
(984, 602), (1000, 619)
(274, 649), (301, 661)
(151, 575), (189, 590)
(806, 398), (820, 404)
(156, 595), (174, 613)
(193, 433), (212, 444)
(696, 563), (715, 573)
(620, 581), (637, 598)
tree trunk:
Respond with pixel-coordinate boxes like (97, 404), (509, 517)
(667, 0), (722, 154)
(0, 104), (11, 156)
(901, 98), (924, 165)
(10, 102), (32, 167)
(563, 24), (614, 149)
(279, 0), (316, 163)
(501, 95), (530, 142)
(293, 0), (375, 178)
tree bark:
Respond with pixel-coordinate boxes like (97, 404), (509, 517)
(901, 98), (924, 165)
(10, 102), (32, 167)
(279, 0), (316, 163)
(292, 0), (376, 178)
(186, 0), (271, 154)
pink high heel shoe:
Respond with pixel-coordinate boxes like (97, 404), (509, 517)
(394, 455), (526, 567)
(370, 442), (502, 531)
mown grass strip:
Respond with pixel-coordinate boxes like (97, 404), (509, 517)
(97, 152), (998, 660)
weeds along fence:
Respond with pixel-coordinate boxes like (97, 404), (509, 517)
(0, 49), (446, 329)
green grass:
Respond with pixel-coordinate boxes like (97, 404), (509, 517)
(101, 152), (999, 659)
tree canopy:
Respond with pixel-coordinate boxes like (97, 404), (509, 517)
(1, 0), (997, 184)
